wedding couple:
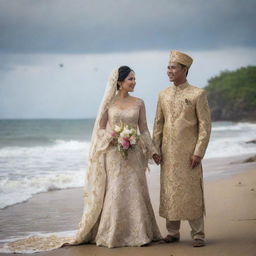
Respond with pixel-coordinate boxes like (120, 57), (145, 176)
(65, 50), (211, 248)
(5, 50), (211, 252)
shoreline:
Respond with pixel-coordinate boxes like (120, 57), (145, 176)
(1, 153), (256, 212)
(0, 154), (256, 255)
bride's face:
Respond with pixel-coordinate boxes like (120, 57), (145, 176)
(120, 71), (136, 92)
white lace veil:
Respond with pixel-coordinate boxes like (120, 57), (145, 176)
(71, 68), (119, 244)
(88, 69), (118, 160)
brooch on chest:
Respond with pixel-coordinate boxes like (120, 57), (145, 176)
(185, 98), (192, 105)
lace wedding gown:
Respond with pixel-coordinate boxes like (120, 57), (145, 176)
(3, 96), (162, 252)
(90, 96), (162, 247)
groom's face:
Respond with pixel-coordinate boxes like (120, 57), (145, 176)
(167, 62), (186, 82)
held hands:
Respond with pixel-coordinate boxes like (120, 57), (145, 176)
(190, 155), (201, 169)
(152, 153), (162, 165)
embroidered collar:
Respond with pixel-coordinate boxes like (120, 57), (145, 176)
(173, 81), (189, 90)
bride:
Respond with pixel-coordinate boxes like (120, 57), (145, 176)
(3, 66), (162, 252)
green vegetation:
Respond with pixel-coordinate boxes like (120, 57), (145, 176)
(205, 66), (256, 121)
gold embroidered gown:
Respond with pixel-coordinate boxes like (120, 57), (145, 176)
(89, 97), (162, 247)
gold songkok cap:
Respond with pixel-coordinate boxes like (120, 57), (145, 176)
(169, 50), (193, 68)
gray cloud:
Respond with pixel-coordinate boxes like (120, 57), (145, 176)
(0, 0), (255, 54)
(0, 63), (14, 72)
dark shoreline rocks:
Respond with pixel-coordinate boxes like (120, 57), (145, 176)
(242, 155), (256, 163)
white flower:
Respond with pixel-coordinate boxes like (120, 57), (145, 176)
(118, 136), (123, 144)
(120, 129), (130, 137)
(114, 125), (122, 133)
(130, 128), (136, 134)
(130, 135), (137, 145)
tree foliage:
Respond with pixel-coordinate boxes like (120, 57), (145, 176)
(205, 66), (256, 121)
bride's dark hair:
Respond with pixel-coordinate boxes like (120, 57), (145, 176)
(117, 66), (134, 90)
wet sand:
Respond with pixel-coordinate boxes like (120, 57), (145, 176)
(0, 155), (256, 255)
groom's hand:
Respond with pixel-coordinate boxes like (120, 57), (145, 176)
(190, 155), (201, 169)
(152, 153), (162, 165)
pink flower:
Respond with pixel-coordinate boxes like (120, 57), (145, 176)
(123, 136), (129, 142)
(122, 139), (130, 150)
(111, 131), (117, 138)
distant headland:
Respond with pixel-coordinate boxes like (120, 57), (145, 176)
(205, 66), (256, 122)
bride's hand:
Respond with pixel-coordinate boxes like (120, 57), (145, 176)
(110, 138), (117, 146)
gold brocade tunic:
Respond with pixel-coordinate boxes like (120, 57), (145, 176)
(153, 82), (211, 220)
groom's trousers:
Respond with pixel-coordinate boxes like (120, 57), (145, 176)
(166, 216), (205, 240)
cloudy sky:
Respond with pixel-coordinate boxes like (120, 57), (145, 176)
(0, 0), (256, 120)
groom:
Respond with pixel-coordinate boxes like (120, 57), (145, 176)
(152, 50), (211, 247)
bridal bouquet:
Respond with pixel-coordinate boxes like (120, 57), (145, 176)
(111, 122), (139, 160)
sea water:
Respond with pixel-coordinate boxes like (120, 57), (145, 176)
(0, 119), (255, 209)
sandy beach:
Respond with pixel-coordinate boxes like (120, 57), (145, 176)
(0, 155), (256, 256)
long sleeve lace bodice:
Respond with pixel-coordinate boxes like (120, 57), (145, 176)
(99, 96), (157, 159)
